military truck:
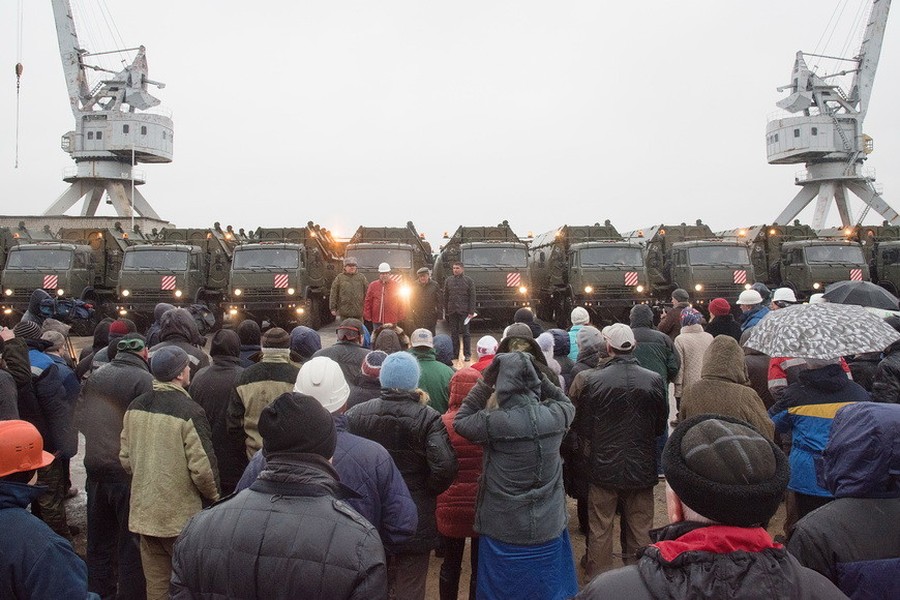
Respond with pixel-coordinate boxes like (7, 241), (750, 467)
(116, 224), (239, 329)
(1, 223), (137, 325)
(224, 223), (341, 329)
(343, 221), (433, 296)
(725, 222), (869, 300)
(529, 221), (649, 325)
(625, 220), (754, 306)
(432, 221), (531, 321)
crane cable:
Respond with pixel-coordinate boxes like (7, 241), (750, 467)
(14, 0), (24, 168)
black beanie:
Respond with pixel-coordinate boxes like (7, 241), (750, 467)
(237, 319), (261, 346)
(663, 414), (789, 527)
(259, 392), (337, 459)
(210, 329), (240, 358)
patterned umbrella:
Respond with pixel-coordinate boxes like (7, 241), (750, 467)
(744, 302), (900, 359)
(822, 280), (900, 311)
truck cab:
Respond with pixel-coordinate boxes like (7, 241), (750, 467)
(668, 241), (754, 303)
(344, 242), (415, 296)
(457, 241), (531, 315)
(779, 240), (869, 299)
(1, 243), (95, 317)
(117, 244), (205, 320)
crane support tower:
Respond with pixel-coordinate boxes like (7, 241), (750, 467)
(42, 0), (173, 219)
(768, 0), (898, 229)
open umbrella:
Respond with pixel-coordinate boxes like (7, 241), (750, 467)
(822, 280), (899, 311)
(744, 302), (900, 359)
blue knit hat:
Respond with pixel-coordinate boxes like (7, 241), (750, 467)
(380, 351), (421, 390)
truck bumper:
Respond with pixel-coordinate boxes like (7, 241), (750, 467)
(222, 300), (311, 324)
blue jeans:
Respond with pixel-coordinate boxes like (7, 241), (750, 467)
(86, 477), (146, 600)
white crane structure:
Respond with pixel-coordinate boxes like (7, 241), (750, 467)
(768, 0), (897, 229)
(42, 0), (173, 220)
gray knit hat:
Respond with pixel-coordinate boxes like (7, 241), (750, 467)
(663, 414), (789, 527)
(150, 346), (190, 382)
(13, 320), (42, 340)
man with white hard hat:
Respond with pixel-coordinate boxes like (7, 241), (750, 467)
(736, 289), (769, 332)
(364, 262), (406, 330)
(771, 287), (798, 310)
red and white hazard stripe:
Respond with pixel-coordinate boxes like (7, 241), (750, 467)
(850, 268), (863, 282)
(390, 274), (403, 282)
(274, 273), (289, 288)
(506, 272), (522, 287)
(161, 275), (176, 291)
(733, 270), (747, 285)
(624, 271), (639, 286)
(42, 274), (58, 289)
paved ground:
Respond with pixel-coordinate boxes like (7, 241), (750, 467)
(64, 320), (785, 597)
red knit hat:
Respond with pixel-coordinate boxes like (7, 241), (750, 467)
(108, 319), (131, 336)
(708, 298), (731, 317)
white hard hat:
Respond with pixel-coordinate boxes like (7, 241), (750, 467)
(294, 356), (350, 413)
(809, 293), (826, 304)
(378, 262), (391, 273)
(736, 289), (763, 305)
(772, 287), (797, 304)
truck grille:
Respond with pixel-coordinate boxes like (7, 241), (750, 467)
(126, 290), (180, 304)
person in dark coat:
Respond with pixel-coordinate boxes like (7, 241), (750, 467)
(236, 357), (418, 550)
(20, 288), (51, 326)
(569, 324), (668, 577)
(289, 325), (321, 366)
(76, 318), (114, 379)
(433, 334), (455, 368)
(788, 402), (900, 598)
(657, 288), (690, 340)
(577, 415), (846, 600)
(236, 319), (261, 367)
(373, 327), (404, 354)
(870, 316), (900, 402)
(443, 262), (476, 362)
(0, 333), (28, 420)
(0, 420), (98, 600)
(704, 297), (741, 341)
(312, 319), (372, 390)
(171, 392), (388, 599)
(409, 267), (442, 334)
(347, 350), (386, 408)
(568, 326), (606, 385)
(77, 332), (152, 598)
(549, 328), (575, 390)
(845, 352), (880, 392)
(513, 307), (543, 339)
(149, 308), (209, 379)
(347, 352), (458, 600)
(741, 329), (776, 410)
(189, 329), (248, 495)
(143, 302), (174, 348)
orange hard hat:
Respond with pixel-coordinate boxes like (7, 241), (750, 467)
(0, 420), (55, 477)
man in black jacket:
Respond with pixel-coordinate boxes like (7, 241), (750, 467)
(409, 267), (441, 334)
(569, 323), (667, 577)
(171, 392), (387, 599)
(77, 332), (153, 599)
(578, 415), (846, 599)
(443, 262), (476, 362)
(312, 318), (371, 390)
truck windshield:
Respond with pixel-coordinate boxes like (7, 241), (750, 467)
(349, 247), (413, 269)
(579, 247), (643, 267)
(233, 248), (301, 270)
(462, 246), (527, 268)
(5, 249), (73, 270)
(804, 245), (865, 265)
(688, 246), (750, 266)
(124, 249), (189, 270)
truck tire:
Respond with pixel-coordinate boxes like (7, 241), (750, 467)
(556, 295), (572, 329)
(308, 295), (322, 330)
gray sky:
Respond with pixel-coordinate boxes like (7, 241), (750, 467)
(2, 1), (898, 246)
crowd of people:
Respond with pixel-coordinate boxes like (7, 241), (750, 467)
(0, 280), (898, 599)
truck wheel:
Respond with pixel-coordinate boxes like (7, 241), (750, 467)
(557, 296), (572, 329)
(308, 296), (322, 330)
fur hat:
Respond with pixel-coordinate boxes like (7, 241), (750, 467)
(379, 351), (421, 390)
(476, 335), (499, 358)
(294, 357), (350, 413)
(259, 392), (336, 459)
(150, 346), (190, 381)
(261, 327), (291, 349)
(663, 415), (789, 527)
(570, 306), (590, 326)
(361, 350), (388, 379)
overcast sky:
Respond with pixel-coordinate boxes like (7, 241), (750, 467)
(1, 1), (898, 246)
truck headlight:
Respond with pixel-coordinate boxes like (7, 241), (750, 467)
(287, 287), (296, 296)
(4, 289), (12, 297)
(121, 289), (130, 297)
(296, 307), (305, 314)
(636, 285), (644, 293)
(233, 288), (242, 296)
(518, 286), (528, 295)
(56, 289), (65, 297)
(813, 282), (821, 290)
(229, 308), (238, 316)
(174, 289), (183, 298)
(583, 286), (593, 294)
(399, 285), (412, 299)
(694, 284), (703, 292)
(119, 309), (128, 316)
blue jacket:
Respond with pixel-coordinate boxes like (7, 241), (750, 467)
(19, 343), (71, 457)
(740, 305), (770, 331)
(0, 481), (97, 599)
(236, 414), (417, 550)
(787, 402), (900, 599)
(769, 364), (870, 496)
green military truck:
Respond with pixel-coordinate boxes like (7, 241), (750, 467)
(224, 223), (342, 329)
(432, 221), (531, 322)
(626, 221), (754, 307)
(727, 222), (869, 301)
(529, 221), (649, 325)
(851, 223), (900, 295)
(116, 224), (238, 329)
(2, 224), (136, 326)
(343, 221), (433, 297)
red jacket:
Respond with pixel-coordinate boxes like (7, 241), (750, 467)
(363, 279), (406, 325)
(471, 354), (495, 372)
(436, 367), (483, 538)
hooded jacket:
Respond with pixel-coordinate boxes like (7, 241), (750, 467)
(578, 522), (847, 600)
(408, 346), (454, 414)
(149, 308), (210, 378)
(144, 302), (175, 347)
(19, 339), (71, 456)
(0, 480), (96, 600)
(630, 305), (680, 392)
(21, 289), (50, 325)
(346, 388), (458, 554)
(673, 323), (714, 398)
(770, 363), (870, 496)
(743, 344), (775, 410)
(454, 352), (574, 545)
(171, 457), (388, 600)
(549, 329), (576, 390)
(433, 334), (455, 367)
(679, 336), (774, 439)
(437, 366), (484, 539)
(787, 402), (900, 599)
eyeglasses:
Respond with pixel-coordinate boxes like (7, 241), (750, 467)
(117, 338), (146, 352)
